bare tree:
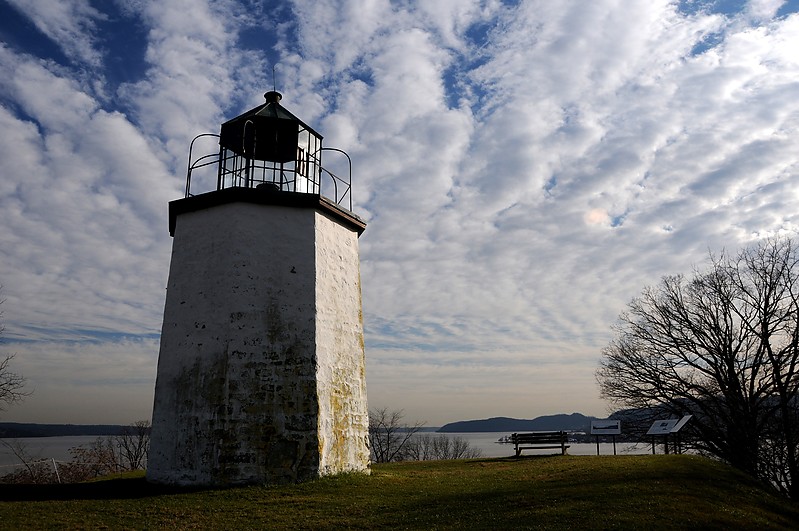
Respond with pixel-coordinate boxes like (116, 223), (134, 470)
(405, 434), (483, 461)
(449, 436), (482, 459)
(2, 420), (151, 484)
(115, 420), (150, 470)
(369, 409), (482, 462)
(60, 437), (120, 481)
(368, 408), (424, 463)
(0, 355), (27, 411)
(0, 439), (53, 484)
(0, 290), (28, 411)
(61, 421), (151, 481)
(597, 237), (799, 498)
(404, 433), (433, 461)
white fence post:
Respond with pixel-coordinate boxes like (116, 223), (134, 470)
(51, 458), (61, 484)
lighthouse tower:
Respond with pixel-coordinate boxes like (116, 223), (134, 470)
(147, 92), (369, 486)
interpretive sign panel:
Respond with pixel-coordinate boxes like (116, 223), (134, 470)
(646, 419), (678, 436)
(591, 419), (621, 435)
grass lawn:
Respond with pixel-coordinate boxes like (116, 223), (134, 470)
(1, 455), (798, 529)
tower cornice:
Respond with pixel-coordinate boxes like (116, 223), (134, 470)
(168, 187), (367, 237)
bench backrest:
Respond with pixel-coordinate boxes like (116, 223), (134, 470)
(511, 431), (567, 444)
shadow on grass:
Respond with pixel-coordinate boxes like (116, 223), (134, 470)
(468, 454), (569, 464)
(0, 458), (551, 503)
(0, 477), (206, 501)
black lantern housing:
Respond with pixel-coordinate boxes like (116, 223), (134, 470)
(217, 91), (322, 193)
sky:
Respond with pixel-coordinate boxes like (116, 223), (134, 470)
(0, 0), (798, 427)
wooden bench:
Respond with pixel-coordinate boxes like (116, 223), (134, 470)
(511, 431), (570, 456)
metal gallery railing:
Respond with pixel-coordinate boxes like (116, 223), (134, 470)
(184, 134), (353, 211)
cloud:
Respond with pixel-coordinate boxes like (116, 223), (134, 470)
(0, 44), (176, 335)
(321, 1), (799, 423)
(3, 0), (106, 67)
(117, 0), (272, 169)
(5, 337), (159, 424)
(1, 0), (798, 426)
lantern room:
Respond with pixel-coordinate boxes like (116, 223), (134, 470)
(185, 91), (352, 209)
(218, 90), (321, 193)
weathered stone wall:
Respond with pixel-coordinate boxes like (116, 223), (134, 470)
(314, 212), (370, 475)
(148, 199), (367, 486)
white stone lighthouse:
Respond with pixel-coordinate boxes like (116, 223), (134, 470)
(147, 91), (369, 486)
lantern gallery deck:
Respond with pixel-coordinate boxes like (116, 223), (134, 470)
(511, 431), (570, 456)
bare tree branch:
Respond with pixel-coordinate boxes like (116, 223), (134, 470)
(0, 290), (30, 411)
(115, 420), (150, 470)
(598, 237), (799, 498)
(368, 408), (424, 463)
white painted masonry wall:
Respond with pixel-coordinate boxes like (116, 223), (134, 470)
(314, 212), (370, 474)
(148, 198), (368, 486)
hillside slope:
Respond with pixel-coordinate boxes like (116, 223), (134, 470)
(2, 455), (797, 529)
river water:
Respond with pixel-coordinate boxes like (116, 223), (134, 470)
(1, 432), (651, 473)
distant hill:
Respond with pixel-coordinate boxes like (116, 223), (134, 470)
(437, 413), (597, 433)
(0, 423), (129, 438)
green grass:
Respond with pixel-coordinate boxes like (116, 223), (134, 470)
(1, 455), (798, 529)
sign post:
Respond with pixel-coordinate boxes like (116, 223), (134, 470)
(646, 416), (692, 454)
(646, 419), (678, 454)
(590, 420), (622, 455)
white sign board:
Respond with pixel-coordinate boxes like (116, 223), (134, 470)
(591, 419), (621, 435)
(646, 419), (679, 436)
(671, 415), (692, 433)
